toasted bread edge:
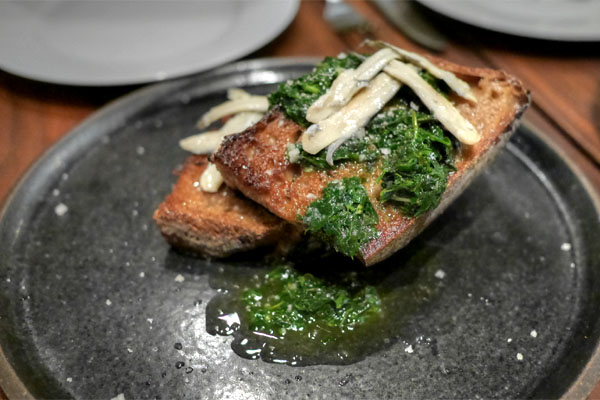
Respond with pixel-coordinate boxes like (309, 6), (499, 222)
(154, 155), (292, 258)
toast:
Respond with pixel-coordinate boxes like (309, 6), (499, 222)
(212, 58), (530, 266)
(153, 155), (291, 257)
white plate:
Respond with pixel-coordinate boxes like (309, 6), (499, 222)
(418, 0), (600, 41)
(0, 0), (299, 86)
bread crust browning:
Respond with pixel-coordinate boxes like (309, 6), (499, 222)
(153, 155), (290, 257)
(213, 58), (530, 266)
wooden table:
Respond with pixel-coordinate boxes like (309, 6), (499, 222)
(1, 1), (599, 398)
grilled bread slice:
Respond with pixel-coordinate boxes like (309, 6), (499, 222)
(153, 155), (291, 257)
(212, 60), (530, 266)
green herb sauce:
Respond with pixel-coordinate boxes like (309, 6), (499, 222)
(371, 107), (455, 216)
(243, 265), (381, 337)
(302, 177), (379, 258)
(206, 245), (444, 365)
(268, 54), (363, 127)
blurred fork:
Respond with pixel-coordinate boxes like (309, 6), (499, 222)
(323, 0), (371, 33)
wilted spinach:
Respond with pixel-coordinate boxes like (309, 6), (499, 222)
(302, 177), (379, 258)
(369, 107), (455, 216)
(243, 265), (382, 338)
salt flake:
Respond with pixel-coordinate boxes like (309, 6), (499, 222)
(561, 242), (572, 251)
(530, 330), (538, 338)
(54, 203), (68, 216)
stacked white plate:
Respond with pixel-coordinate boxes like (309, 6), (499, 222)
(0, 0), (299, 86)
(418, 0), (600, 41)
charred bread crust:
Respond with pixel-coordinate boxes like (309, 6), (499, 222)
(213, 60), (530, 266)
(153, 155), (290, 257)
(212, 108), (304, 222)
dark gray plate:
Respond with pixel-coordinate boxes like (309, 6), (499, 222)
(1, 59), (599, 400)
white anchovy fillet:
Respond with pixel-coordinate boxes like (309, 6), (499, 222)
(227, 87), (252, 100)
(354, 48), (398, 81)
(181, 112), (263, 154)
(183, 88), (267, 192)
(197, 96), (268, 128)
(384, 60), (480, 145)
(199, 162), (223, 193)
(306, 69), (357, 123)
(194, 110), (264, 191)
(368, 40), (477, 103)
(306, 48), (400, 124)
(302, 73), (401, 156)
(180, 131), (224, 155)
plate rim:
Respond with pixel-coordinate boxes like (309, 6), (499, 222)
(0, 0), (300, 86)
(417, 0), (600, 42)
(519, 121), (600, 399)
(0, 57), (599, 399)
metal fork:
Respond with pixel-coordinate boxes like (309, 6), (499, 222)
(323, 0), (371, 33)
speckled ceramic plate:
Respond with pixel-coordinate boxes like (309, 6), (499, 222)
(1, 59), (599, 400)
